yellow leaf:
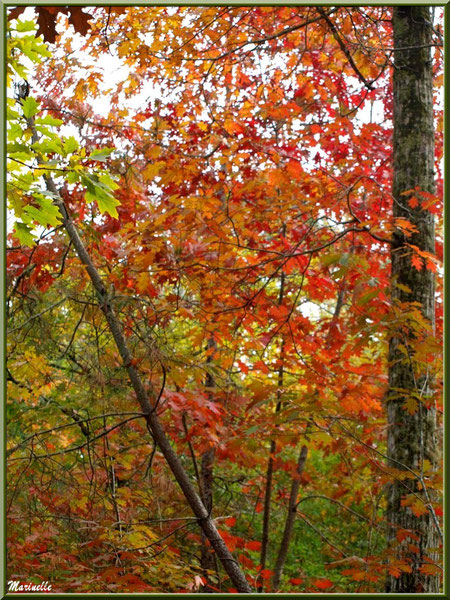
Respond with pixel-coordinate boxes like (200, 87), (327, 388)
(402, 396), (418, 415)
(142, 161), (165, 180)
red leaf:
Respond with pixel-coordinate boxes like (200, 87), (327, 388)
(253, 360), (269, 374)
(259, 568), (273, 580)
(246, 540), (262, 551)
(314, 578), (334, 589)
(289, 578), (304, 585)
(238, 553), (255, 569)
(237, 360), (249, 375)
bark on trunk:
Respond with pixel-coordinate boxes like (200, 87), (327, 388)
(386, 6), (440, 593)
(199, 337), (219, 591)
(44, 177), (252, 593)
(259, 269), (285, 592)
(272, 444), (308, 591)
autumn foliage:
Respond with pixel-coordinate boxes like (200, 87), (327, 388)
(6, 6), (443, 593)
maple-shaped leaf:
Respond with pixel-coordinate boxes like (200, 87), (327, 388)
(419, 563), (442, 576)
(396, 528), (414, 543)
(408, 196), (419, 209)
(411, 254), (423, 271)
(36, 7), (64, 44)
(12, 6), (93, 44)
(425, 259), (437, 273)
(402, 396), (418, 415)
(8, 6), (26, 21)
(67, 7), (91, 37)
(409, 502), (428, 518)
(388, 565), (402, 578)
(394, 217), (418, 236)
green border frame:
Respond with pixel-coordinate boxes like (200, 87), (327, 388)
(1, 2), (447, 598)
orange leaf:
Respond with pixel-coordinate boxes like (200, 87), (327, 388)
(419, 563), (442, 576)
(425, 259), (437, 273)
(411, 254), (423, 271)
(286, 160), (303, 181)
(309, 124), (322, 135)
(410, 502), (428, 518)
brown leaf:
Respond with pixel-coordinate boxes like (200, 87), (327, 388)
(8, 6), (26, 21)
(16, 6), (91, 44)
(68, 7), (91, 37)
(36, 7), (66, 44)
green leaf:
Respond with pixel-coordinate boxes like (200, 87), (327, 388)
(24, 194), (62, 227)
(17, 38), (43, 63)
(85, 188), (121, 219)
(35, 115), (64, 127)
(89, 148), (115, 162)
(33, 38), (52, 58)
(15, 20), (37, 33)
(7, 123), (23, 141)
(8, 189), (25, 217)
(14, 222), (36, 246)
(245, 425), (261, 435)
(95, 194), (121, 219)
(32, 138), (63, 155)
(33, 125), (61, 140)
(99, 171), (119, 190)
(63, 136), (79, 155)
(321, 252), (341, 267)
(66, 171), (80, 184)
(357, 290), (379, 306)
(21, 96), (39, 119)
(80, 173), (97, 196)
(8, 151), (33, 162)
(81, 172), (121, 218)
(7, 106), (21, 120)
(9, 59), (28, 79)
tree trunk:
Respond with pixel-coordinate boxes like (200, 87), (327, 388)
(386, 6), (440, 593)
(259, 268), (285, 592)
(272, 444), (308, 591)
(44, 176), (252, 594)
(199, 337), (219, 591)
